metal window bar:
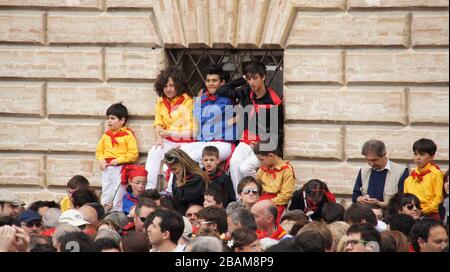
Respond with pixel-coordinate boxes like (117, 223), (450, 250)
(167, 49), (284, 96)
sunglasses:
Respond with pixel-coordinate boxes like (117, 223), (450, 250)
(78, 224), (87, 230)
(242, 189), (259, 195)
(164, 154), (179, 164)
(305, 188), (325, 195)
(405, 204), (418, 211)
(23, 221), (42, 228)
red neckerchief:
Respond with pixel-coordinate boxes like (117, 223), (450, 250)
(256, 224), (287, 241)
(125, 193), (138, 205)
(105, 128), (131, 146)
(249, 88), (282, 115)
(411, 163), (439, 182)
(122, 222), (135, 236)
(260, 162), (295, 179)
(163, 96), (185, 118)
(201, 90), (217, 105)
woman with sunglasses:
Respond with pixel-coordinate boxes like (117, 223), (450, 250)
(288, 179), (336, 221)
(387, 192), (422, 221)
(164, 148), (209, 216)
(234, 177), (262, 210)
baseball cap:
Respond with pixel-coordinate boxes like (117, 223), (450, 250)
(0, 192), (24, 205)
(18, 209), (42, 223)
(59, 209), (89, 227)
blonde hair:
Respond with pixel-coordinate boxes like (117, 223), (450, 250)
(327, 221), (350, 252)
(164, 148), (209, 188)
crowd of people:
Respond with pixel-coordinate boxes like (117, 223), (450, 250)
(0, 62), (448, 253)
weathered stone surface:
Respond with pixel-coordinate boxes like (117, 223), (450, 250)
(285, 49), (344, 84)
(285, 87), (407, 124)
(210, 0), (238, 48)
(46, 156), (101, 187)
(412, 15), (449, 46)
(47, 84), (157, 117)
(349, 0), (449, 8)
(285, 125), (344, 159)
(0, 0), (101, 9)
(0, 83), (44, 116)
(0, 48), (103, 80)
(409, 88), (449, 124)
(0, 157), (45, 187)
(346, 51), (449, 83)
(0, 14), (44, 43)
(106, 0), (153, 8)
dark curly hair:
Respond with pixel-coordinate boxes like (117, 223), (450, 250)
(154, 66), (191, 98)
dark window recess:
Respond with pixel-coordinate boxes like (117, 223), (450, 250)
(166, 49), (284, 97)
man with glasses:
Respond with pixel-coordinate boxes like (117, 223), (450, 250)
(18, 209), (43, 236)
(0, 193), (24, 218)
(344, 223), (381, 252)
(196, 207), (228, 239)
(352, 140), (409, 208)
(128, 198), (157, 234)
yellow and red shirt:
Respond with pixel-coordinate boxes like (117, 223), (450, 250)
(153, 93), (197, 138)
(404, 162), (444, 215)
(95, 126), (138, 164)
(256, 160), (296, 206)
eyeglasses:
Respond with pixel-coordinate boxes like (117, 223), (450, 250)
(78, 224), (87, 230)
(186, 212), (198, 218)
(194, 221), (213, 227)
(242, 189), (258, 195)
(405, 204), (418, 211)
(23, 221), (42, 228)
(344, 239), (369, 247)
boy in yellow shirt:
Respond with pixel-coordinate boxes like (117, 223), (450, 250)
(404, 138), (444, 220)
(96, 103), (138, 212)
(254, 142), (296, 223)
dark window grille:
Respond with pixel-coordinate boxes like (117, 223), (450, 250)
(166, 49), (284, 97)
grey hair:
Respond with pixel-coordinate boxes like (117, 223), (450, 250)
(187, 237), (224, 252)
(361, 140), (386, 157)
(230, 208), (257, 231)
(43, 208), (61, 228)
(95, 229), (121, 244)
(53, 223), (81, 244)
(104, 211), (128, 229)
(225, 201), (246, 215)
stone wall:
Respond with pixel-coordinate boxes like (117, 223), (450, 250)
(0, 0), (448, 205)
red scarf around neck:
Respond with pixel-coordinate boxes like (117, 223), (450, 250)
(201, 90), (217, 104)
(163, 95), (185, 118)
(105, 128), (131, 146)
(411, 163), (440, 182)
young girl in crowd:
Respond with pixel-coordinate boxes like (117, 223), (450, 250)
(163, 148), (209, 215)
(120, 165), (148, 215)
(145, 67), (197, 190)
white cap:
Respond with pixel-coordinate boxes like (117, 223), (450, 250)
(58, 209), (89, 227)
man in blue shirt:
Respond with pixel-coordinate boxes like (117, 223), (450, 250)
(352, 140), (409, 208)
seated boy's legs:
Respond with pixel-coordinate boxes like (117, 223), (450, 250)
(230, 142), (259, 194)
(101, 165), (123, 211)
(180, 142), (232, 164)
(145, 139), (180, 190)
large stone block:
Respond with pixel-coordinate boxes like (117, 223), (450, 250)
(47, 84), (157, 117)
(288, 14), (408, 47)
(236, 0), (270, 48)
(0, 120), (101, 152)
(46, 156), (101, 187)
(106, 0), (153, 8)
(0, 48), (103, 80)
(105, 48), (165, 80)
(0, 156), (44, 187)
(292, 0), (347, 9)
(0, 0), (101, 9)
(346, 51), (449, 83)
(0, 14), (44, 43)
(412, 15), (449, 46)
(285, 125), (344, 159)
(285, 86), (407, 124)
(409, 87), (449, 124)
(349, 0), (449, 8)
(48, 14), (160, 46)
(285, 49), (344, 84)
(0, 83), (44, 116)
(210, 0), (238, 48)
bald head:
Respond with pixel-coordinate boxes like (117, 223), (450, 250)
(79, 205), (98, 226)
(251, 200), (277, 231)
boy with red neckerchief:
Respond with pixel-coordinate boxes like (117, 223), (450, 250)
(96, 103), (138, 212)
(404, 138), (444, 220)
(217, 61), (283, 197)
(145, 67), (197, 190)
(253, 143), (295, 224)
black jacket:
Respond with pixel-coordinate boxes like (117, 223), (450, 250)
(208, 169), (236, 206)
(172, 174), (206, 216)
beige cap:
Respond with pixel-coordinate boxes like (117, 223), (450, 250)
(0, 192), (24, 205)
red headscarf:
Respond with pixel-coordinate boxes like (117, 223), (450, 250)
(120, 165), (148, 185)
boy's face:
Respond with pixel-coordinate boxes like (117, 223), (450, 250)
(205, 74), (224, 95)
(414, 151), (435, 169)
(256, 154), (276, 168)
(203, 194), (218, 208)
(130, 176), (147, 196)
(163, 78), (177, 100)
(106, 115), (125, 132)
(246, 73), (265, 92)
(202, 155), (220, 173)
